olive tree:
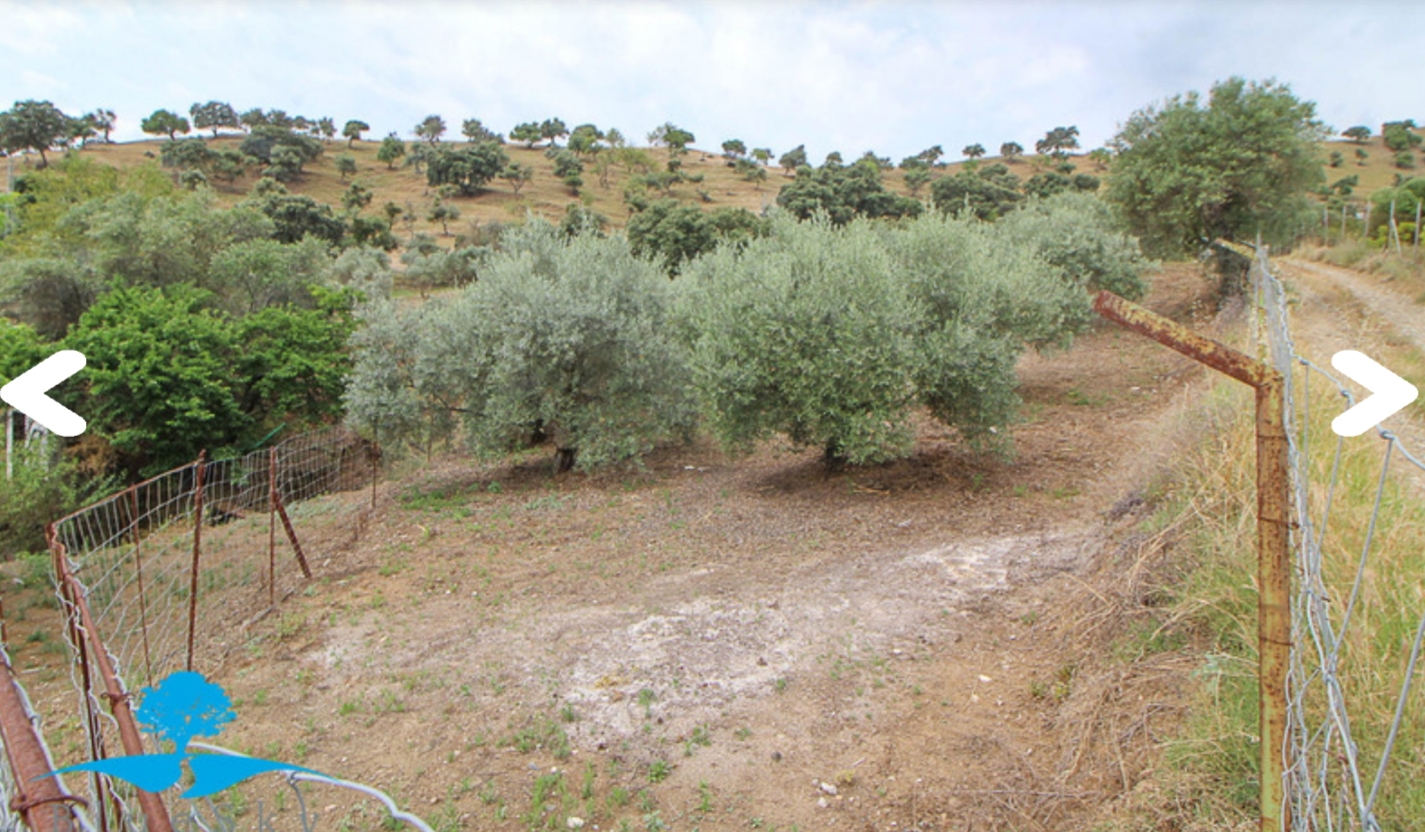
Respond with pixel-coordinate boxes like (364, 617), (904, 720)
(345, 220), (695, 471)
(678, 210), (1111, 466)
(677, 214), (926, 466)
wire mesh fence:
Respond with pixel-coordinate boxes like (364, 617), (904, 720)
(0, 637), (94, 832)
(1253, 247), (1425, 831)
(32, 425), (389, 832)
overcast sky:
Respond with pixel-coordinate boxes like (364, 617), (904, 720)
(2, 0), (1421, 162)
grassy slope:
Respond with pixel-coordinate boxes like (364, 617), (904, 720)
(56, 127), (1421, 250)
(63, 137), (1088, 245)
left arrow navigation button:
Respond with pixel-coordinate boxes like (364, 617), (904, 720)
(0, 350), (87, 437)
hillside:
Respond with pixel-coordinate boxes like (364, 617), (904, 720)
(31, 137), (1086, 245)
(13, 128), (1412, 252)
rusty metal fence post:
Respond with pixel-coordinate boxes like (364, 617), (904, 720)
(186, 452), (206, 673)
(0, 647), (85, 832)
(1093, 290), (1292, 832)
(48, 529), (175, 832)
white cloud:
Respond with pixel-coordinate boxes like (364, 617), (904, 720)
(0, 0), (1420, 156)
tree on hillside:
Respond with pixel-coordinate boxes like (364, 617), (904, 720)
(551, 150), (583, 194)
(240, 126), (323, 179)
(1105, 77), (1326, 257)
(377, 133), (406, 169)
(406, 141), (434, 175)
(735, 157), (767, 186)
(501, 162), (533, 194)
(567, 124), (604, 155)
(1343, 125), (1371, 143)
(539, 118), (569, 147)
(142, 109), (191, 140)
(648, 122), (695, 153)
(1000, 141), (1023, 161)
(68, 113), (100, 148)
(0, 100), (72, 167)
(343, 120), (370, 147)
(239, 108), (267, 131)
(904, 167), (932, 196)
(1382, 121), (1422, 152)
(721, 139), (747, 162)
(427, 198), (460, 236)
(1087, 147), (1111, 170)
(776, 157), (922, 225)
(778, 144), (808, 176)
(1035, 126), (1080, 159)
(316, 117), (336, 142)
(336, 153), (357, 181)
(1355, 147), (1369, 166)
(752, 147), (772, 164)
(190, 101), (239, 136)
(962, 143), (986, 160)
(425, 142), (509, 196)
(415, 114), (446, 143)
(930, 163), (1023, 220)
(89, 109), (117, 143)
(344, 221), (695, 472)
(462, 119), (502, 144)
(626, 200), (768, 274)
(511, 121), (542, 148)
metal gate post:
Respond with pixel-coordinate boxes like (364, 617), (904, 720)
(1093, 290), (1291, 832)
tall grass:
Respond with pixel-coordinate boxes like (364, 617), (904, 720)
(1144, 357), (1425, 827)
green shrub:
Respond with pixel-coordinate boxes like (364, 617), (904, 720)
(996, 191), (1153, 300)
(678, 213), (923, 465)
(0, 440), (115, 555)
(678, 210), (1106, 463)
(345, 219), (694, 471)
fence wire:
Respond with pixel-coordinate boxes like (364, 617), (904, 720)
(41, 426), (379, 832)
(1253, 249), (1425, 831)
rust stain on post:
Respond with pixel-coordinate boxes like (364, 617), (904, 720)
(1093, 290), (1291, 832)
(0, 649), (83, 832)
(187, 451), (206, 673)
(48, 529), (175, 832)
(275, 494), (313, 580)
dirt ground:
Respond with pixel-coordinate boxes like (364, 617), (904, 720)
(2, 262), (1249, 832)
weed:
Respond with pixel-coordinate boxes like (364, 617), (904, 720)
(581, 762), (596, 800)
(636, 687), (657, 717)
(607, 786), (630, 809)
(648, 759), (670, 783)
(734, 727), (752, 741)
(560, 703), (578, 723)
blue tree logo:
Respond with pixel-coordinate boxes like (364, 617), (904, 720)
(46, 671), (327, 798)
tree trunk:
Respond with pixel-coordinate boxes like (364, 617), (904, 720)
(555, 447), (577, 473)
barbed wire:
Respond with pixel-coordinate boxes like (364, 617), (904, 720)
(1254, 248), (1425, 831)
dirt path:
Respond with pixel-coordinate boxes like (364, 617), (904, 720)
(1281, 258), (1425, 354)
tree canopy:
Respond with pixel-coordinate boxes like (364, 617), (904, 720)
(345, 220), (695, 471)
(776, 158), (921, 225)
(141, 109), (191, 140)
(425, 142), (509, 196)
(1104, 77), (1326, 256)
(342, 119), (370, 147)
(189, 101), (239, 136)
(0, 100), (73, 167)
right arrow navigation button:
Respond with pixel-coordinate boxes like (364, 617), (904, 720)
(1330, 350), (1419, 438)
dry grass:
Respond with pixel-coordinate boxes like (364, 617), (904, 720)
(1092, 285), (1425, 829)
